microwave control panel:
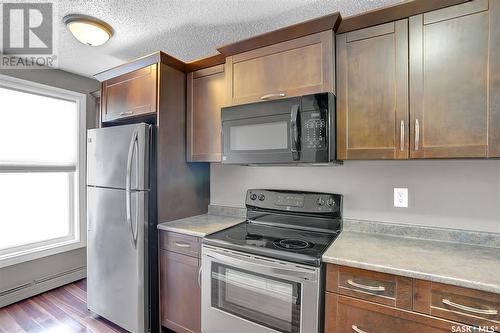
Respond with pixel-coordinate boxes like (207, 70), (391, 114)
(302, 110), (327, 150)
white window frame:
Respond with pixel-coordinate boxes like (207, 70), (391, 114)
(0, 74), (87, 268)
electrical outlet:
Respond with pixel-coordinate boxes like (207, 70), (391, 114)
(394, 188), (408, 208)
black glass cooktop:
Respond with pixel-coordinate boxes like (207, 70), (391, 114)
(203, 220), (341, 267)
(204, 189), (343, 267)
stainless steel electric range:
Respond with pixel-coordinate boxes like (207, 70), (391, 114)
(201, 189), (343, 333)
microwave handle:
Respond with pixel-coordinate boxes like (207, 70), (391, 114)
(290, 104), (300, 161)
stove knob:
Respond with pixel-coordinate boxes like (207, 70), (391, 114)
(327, 198), (335, 207)
(250, 193), (257, 200)
(258, 194), (265, 201)
(316, 197), (325, 206)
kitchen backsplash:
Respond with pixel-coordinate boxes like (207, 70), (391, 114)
(211, 160), (500, 233)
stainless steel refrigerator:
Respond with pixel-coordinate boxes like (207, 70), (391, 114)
(87, 123), (155, 333)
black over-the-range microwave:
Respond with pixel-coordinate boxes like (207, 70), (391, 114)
(221, 92), (337, 164)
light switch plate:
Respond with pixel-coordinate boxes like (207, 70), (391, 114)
(394, 188), (408, 208)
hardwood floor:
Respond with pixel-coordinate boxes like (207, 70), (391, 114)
(0, 279), (128, 333)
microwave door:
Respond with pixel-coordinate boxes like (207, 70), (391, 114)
(222, 113), (297, 164)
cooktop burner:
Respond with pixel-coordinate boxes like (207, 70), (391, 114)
(275, 239), (312, 250)
(203, 189), (343, 267)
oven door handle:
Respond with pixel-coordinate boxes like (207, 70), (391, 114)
(290, 104), (301, 161)
(204, 250), (317, 282)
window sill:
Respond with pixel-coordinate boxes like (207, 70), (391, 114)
(0, 238), (86, 268)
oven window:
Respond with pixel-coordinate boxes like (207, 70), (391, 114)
(211, 262), (301, 333)
(230, 121), (288, 151)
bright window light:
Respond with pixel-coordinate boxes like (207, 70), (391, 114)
(0, 77), (86, 267)
(0, 87), (77, 165)
(0, 173), (71, 250)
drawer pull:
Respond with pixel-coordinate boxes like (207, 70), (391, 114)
(352, 325), (368, 333)
(442, 299), (498, 315)
(174, 241), (191, 248)
(260, 93), (286, 100)
(347, 279), (386, 292)
(119, 111), (134, 116)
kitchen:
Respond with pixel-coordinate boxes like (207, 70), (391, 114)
(0, 0), (499, 333)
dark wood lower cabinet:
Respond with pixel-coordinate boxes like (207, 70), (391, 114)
(324, 264), (500, 332)
(326, 293), (471, 333)
(160, 249), (201, 333)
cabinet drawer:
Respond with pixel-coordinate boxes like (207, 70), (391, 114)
(225, 30), (334, 106)
(414, 280), (500, 329)
(102, 64), (157, 122)
(326, 264), (412, 310)
(325, 293), (471, 333)
(159, 231), (201, 258)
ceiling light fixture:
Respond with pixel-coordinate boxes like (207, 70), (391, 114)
(63, 14), (113, 46)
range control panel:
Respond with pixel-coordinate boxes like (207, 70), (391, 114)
(246, 189), (342, 216)
(302, 110), (327, 150)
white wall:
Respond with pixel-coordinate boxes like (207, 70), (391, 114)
(0, 68), (99, 296)
(211, 160), (500, 233)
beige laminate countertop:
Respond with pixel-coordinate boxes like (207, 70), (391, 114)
(157, 214), (244, 237)
(323, 230), (500, 294)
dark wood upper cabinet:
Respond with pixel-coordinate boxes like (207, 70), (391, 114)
(187, 65), (225, 162)
(409, 0), (499, 158)
(101, 64), (158, 122)
(336, 20), (409, 160)
(225, 30), (335, 106)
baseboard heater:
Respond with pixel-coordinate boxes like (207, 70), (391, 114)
(0, 266), (86, 308)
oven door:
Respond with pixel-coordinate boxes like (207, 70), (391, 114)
(201, 246), (321, 333)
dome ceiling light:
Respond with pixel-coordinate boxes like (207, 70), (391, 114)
(63, 14), (113, 46)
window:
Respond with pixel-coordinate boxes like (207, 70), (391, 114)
(0, 75), (86, 268)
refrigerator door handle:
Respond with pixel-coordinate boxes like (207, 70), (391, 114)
(126, 130), (139, 247)
(132, 137), (139, 244)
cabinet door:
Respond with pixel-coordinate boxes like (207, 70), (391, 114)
(187, 65), (225, 162)
(336, 20), (409, 160)
(160, 250), (201, 333)
(325, 293), (471, 333)
(409, 0), (499, 158)
(101, 64), (157, 122)
(225, 30), (334, 106)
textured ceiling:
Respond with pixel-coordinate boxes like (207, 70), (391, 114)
(52, 0), (403, 78)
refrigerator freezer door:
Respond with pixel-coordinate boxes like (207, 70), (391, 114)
(87, 186), (149, 333)
(87, 123), (149, 190)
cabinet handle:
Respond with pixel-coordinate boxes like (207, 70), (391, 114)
(260, 93), (286, 100)
(119, 111), (133, 116)
(174, 241), (191, 248)
(415, 119), (420, 150)
(442, 299), (498, 315)
(347, 279), (386, 292)
(198, 267), (202, 288)
(400, 120), (405, 151)
(352, 325), (368, 333)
